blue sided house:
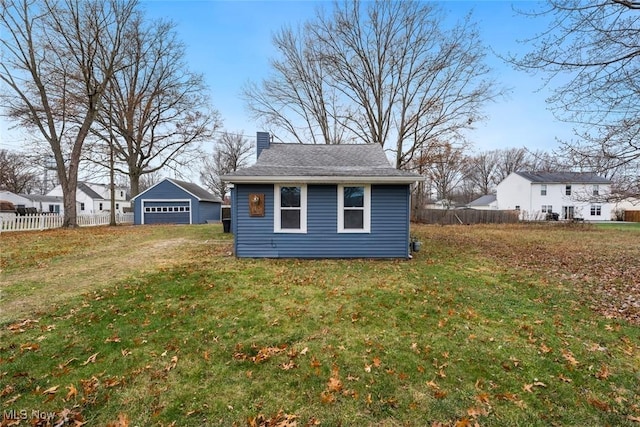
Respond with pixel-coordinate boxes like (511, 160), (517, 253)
(132, 178), (221, 225)
(222, 132), (423, 258)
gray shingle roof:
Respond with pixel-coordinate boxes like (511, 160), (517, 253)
(18, 194), (63, 203)
(515, 171), (611, 184)
(224, 143), (422, 183)
(467, 194), (496, 207)
(78, 182), (104, 200)
(169, 178), (221, 202)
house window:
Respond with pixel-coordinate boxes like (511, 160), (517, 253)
(540, 184), (547, 196)
(591, 205), (602, 216)
(338, 184), (371, 233)
(274, 185), (307, 233)
(515, 205), (520, 211)
(80, 203), (85, 211)
(565, 185), (572, 196)
(541, 205), (553, 213)
(116, 203), (119, 210)
(592, 185), (600, 196)
(99, 203), (103, 210)
(120, 191), (124, 198)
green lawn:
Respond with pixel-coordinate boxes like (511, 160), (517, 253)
(1, 224), (638, 426)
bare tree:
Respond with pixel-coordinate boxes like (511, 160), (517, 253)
(244, 27), (349, 145)
(0, 149), (38, 193)
(137, 170), (162, 194)
(416, 142), (467, 204)
(246, 0), (500, 168)
(512, 0), (640, 197)
(87, 16), (221, 197)
(0, 0), (136, 227)
(200, 132), (253, 199)
(464, 150), (500, 196)
(493, 148), (531, 183)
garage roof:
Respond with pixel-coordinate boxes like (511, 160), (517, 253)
(131, 178), (221, 202)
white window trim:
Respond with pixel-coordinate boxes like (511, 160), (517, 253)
(274, 184), (307, 233)
(337, 184), (371, 233)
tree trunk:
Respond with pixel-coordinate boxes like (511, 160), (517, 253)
(129, 171), (141, 199)
(61, 172), (78, 228)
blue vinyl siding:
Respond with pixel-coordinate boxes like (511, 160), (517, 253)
(133, 180), (221, 225)
(234, 183), (410, 258)
(199, 201), (221, 222)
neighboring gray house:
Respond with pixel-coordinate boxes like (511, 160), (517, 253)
(467, 194), (497, 210)
(131, 178), (222, 225)
(223, 132), (423, 258)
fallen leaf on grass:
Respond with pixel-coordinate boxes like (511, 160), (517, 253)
(467, 407), (488, 418)
(558, 373), (572, 383)
(0, 385), (14, 398)
(4, 393), (21, 405)
(433, 390), (448, 399)
(8, 319), (39, 333)
(588, 397), (611, 412)
(595, 364), (611, 380)
(539, 343), (552, 354)
(561, 349), (579, 368)
(320, 391), (336, 404)
(82, 352), (99, 365)
(20, 342), (40, 352)
(42, 385), (59, 395)
(280, 360), (297, 370)
(627, 415), (640, 423)
(107, 412), (130, 427)
(165, 356), (178, 372)
(247, 410), (297, 427)
(56, 408), (85, 426)
(523, 382), (546, 393)
(65, 384), (78, 401)
(327, 376), (343, 393)
(475, 393), (490, 404)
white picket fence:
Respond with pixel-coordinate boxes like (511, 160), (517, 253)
(0, 212), (134, 233)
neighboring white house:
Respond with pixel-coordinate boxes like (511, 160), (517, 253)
(467, 194), (498, 210)
(0, 190), (64, 214)
(496, 171), (612, 221)
(47, 182), (130, 214)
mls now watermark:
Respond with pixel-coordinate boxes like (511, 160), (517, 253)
(4, 409), (56, 421)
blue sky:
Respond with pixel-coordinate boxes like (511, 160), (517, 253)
(0, 1), (573, 155)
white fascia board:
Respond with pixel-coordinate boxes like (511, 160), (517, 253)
(224, 175), (425, 184)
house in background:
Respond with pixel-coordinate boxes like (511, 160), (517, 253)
(131, 178), (222, 225)
(0, 190), (63, 214)
(467, 194), (498, 210)
(47, 181), (130, 214)
(496, 171), (612, 220)
(223, 132), (424, 259)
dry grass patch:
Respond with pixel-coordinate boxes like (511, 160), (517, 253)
(0, 225), (230, 324)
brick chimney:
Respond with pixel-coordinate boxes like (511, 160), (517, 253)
(256, 131), (270, 159)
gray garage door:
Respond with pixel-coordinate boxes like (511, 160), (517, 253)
(143, 201), (191, 224)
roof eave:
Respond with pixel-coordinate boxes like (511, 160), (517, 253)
(222, 175), (425, 184)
